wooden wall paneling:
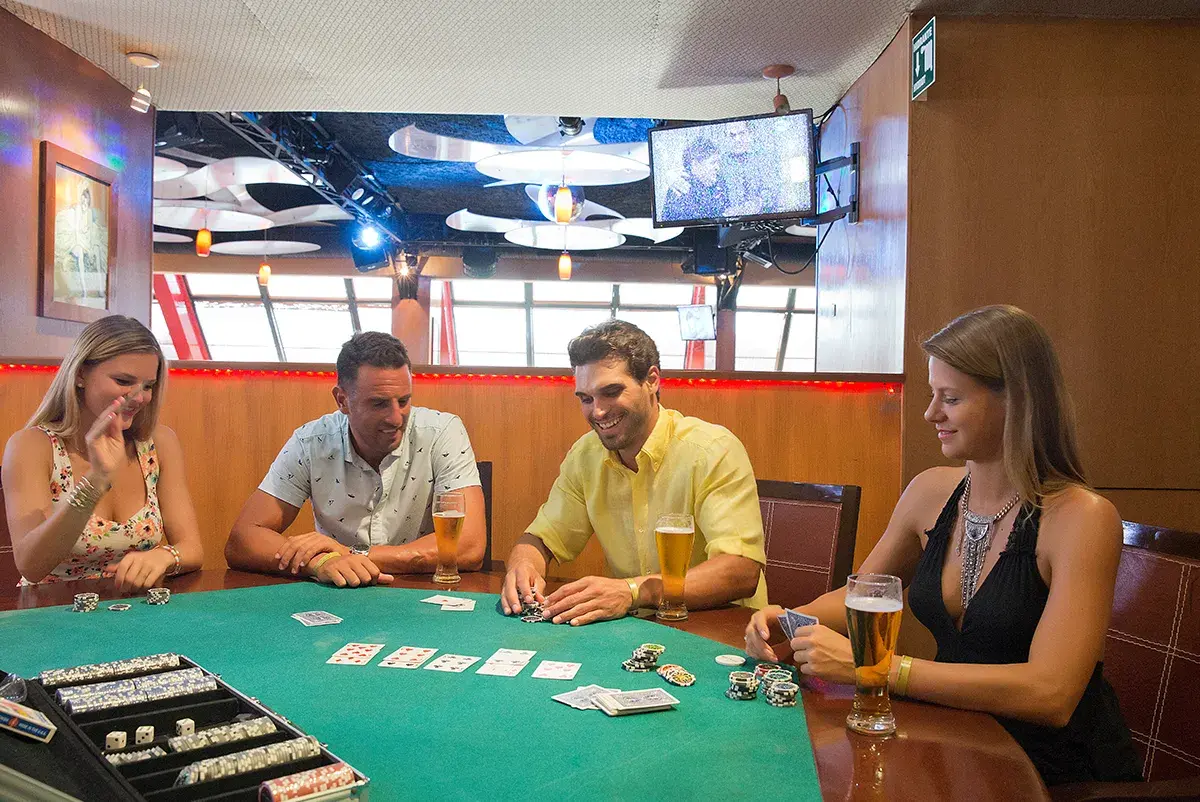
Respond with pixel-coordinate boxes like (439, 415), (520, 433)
(0, 369), (904, 581)
(902, 18), (1200, 501)
(1099, 490), (1200, 534)
(0, 9), (154, 357)
(815, 21), (910, 374)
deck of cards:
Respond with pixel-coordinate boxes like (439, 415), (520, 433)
(292, 610), (342, 627)
(778, 609), (819, 640)
(552, 684), (622, 710)
(420, 595), (477, 612)
(591, 688), (680, 716)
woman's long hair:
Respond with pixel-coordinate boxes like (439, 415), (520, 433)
(28, 315), (166, 443)
(922, 305), (1086, 506)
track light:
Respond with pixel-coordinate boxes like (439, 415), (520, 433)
(357, 226), (381, 249)
(130, 85), (152, 113)
(558, 251), (572, 280)
(557, 117), (584, 137)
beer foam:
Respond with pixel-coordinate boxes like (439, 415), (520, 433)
(845, 596), (903, 614)
(432, 511), (466, 518)
(656, 527), (694, 534)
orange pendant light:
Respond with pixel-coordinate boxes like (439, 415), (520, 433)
(195, 227), (212, 257)
(554, 186), (573, 224)
(558, 251), (572, 280)
(257, 261), (271, 286)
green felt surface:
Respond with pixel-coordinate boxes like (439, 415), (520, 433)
(1, 584), (821, 800)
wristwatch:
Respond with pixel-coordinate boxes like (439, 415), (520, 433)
(349, 545), (370, 557)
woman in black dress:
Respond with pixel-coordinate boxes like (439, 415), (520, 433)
(746, 305), (1141, 785)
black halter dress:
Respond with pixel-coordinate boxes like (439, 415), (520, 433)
(907, 479), (1142, 785)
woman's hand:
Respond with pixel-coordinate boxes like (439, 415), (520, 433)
(745, 604), (786, 661)
(84, 398), (127, 481)
(103, 547), (174, 593)
(791, 625), (858, 684)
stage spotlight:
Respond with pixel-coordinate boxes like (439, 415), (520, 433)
(351, 187), (365, 200)
(357, 226), (381, 249)
(557, 116), (584, 137)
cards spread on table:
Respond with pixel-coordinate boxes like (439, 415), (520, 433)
(476, 648), (537, 677)
(424, 654), (480, 673)
(420, 595), (453, 605)
(440, 598), (476, 611)
(291, 610), (342, 627)
(778, 610), (819, 639)
(552, 684), (622, 710)
(592, 688), (680, 716)
(379, 646), (437, 669)
(531, 660), (581, 680)
(326, 643), (385, 666)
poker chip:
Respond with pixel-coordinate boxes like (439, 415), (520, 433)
(72, 593), (99, 613)
(106, 746), (166, 765)
(656, 663), (695, 687)
(168, 716), (276, 753)
(175, 735), (322, 786)
(753, 662), (788, 680)
(59, 667), (217, 714)
(764, 680), (799, 708)
(260, 762), (357, 801)
(39, 653), (180, 688)
(715, 654), (746, 666)
(621, 643), (664, 673)
(107, 603), (132, 611)
(516, 598), (549, 623)
(621, 659), (653, 673)
(759, 669), (794, 696)
(147, 588), (171, 606)
(725, 670), (760, 700)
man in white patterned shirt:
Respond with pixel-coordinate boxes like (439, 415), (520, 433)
(225, 333), (485, 587)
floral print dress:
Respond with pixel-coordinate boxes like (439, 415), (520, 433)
(18, 427), (164, 584)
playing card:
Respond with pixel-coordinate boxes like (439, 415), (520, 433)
(592, 688), (680, 716)
(292, 611), (342, 627)
(777, 612), (795, 639)
(787, 609), (818, 633)
(552, 684), (621, 710)
(486, 648), (536, 665)
(420, 595), (453, 605)
(476, 661), (525, 677)
(379, 646), (437, 669)
(440, 598), (476, 611)
(424, 654), (481, 673)
(326, 643), (385, 666)
(531, 660), (581, 680)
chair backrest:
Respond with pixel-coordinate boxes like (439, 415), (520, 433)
(0, 471), (18, 587)
(757, 480), (860, 609)
(477, 461), (494, 570)
(1104, 521), (1200, 782)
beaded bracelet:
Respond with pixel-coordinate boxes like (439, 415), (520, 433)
(66, 475), (107, 512)
(158, 543), (182, 575)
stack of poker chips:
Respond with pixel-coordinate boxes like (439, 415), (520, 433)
(517, 598), (547, 623)
(174, 735), (322, 786)
(758, 669), (795, 698)
(39, 653), (181, 688)
(621, 643), (665, 673)
(106, 746), (167, 765)
(58, 667), (217, 714)
(752, 662), (789, 682)
(259, 762), (357, 801)
(168, 716), (277, 753)
(147, 588), (171, 605)
(71, 593), (99, 613)
(763, 680), (799, 708)
(725, 670), (759, 700)
(655, 663), (696, 687)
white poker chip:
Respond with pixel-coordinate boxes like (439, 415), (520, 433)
(715, 654), (746, 666)
(107, 603), (132, 611)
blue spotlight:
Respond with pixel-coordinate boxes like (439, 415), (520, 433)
(357, 225), (381, 249)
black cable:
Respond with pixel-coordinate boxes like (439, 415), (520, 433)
(774, 222), (833, 276)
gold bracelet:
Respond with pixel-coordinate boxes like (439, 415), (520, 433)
(308, 552), (342, 575)
(895, 655), (914, 697)
(625, 577), (641, 613)
(158, 543), (182, 575)
(66, 475), (106, 512)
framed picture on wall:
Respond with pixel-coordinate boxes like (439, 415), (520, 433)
(38, 141), (118, 323)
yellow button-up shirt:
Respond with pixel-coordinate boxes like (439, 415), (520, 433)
(526, 407), (768, 608)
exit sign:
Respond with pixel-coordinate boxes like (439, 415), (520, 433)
(912, 17), (936, 100)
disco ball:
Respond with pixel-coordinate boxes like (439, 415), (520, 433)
(536, 184), (585, 224)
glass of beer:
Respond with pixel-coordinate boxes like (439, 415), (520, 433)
(432, 490), (465, 585)
(844, 573), (903, 735)
(655, 513), (695, 621)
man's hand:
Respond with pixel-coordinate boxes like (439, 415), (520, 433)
(541, 576), (633, 627)
(312, 554), (394, 588)
(276, 532), (342, 575)
(790, 624), (856, 684)
(744, 604), (786, 662)
(500, 561), (546, 615)
(103, 547), (175, 593)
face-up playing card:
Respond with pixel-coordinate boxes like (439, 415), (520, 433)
(476, 661), (525, 677)
(779, 609), (819, 639)
(326, 643), (385, 666)
(420, 595), (453, 605)
(531, 660), (581, 680)
(440, 598), (476, 611)
(292, 610), (342, 627)
(423, 654), (481, 673)
(379, 646), (437, 669)
(487, 648), (536, 665)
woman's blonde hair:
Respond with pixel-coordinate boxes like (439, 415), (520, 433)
(921, 305), (1086, 506)
(28, 315), (166, 443)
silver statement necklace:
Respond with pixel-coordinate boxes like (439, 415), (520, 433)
(957, 473), (1021, 612)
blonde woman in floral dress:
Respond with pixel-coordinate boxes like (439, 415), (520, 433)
(3, 315), (202, 590)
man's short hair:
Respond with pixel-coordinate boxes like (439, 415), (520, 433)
(682, 137), (719, 170)
(336, 332), (411, 387)
(567, 319), (660, 382)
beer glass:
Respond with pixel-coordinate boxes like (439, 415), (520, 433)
(844, 573), (903, 735)
(432, 490), (466, 585)
(655, 513), (695, 621)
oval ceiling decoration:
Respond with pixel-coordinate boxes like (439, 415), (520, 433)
(505, 223), (625, 251)
(152, 230), (193, 243)
(153, 156), (188, 182)
(208, 240), (322, 256)
(476, 150), (648, 186)
(152, 205), (273, 232)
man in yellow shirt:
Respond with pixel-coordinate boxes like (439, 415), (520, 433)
(501, 319), (767, 626)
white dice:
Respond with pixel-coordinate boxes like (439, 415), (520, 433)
(135, 725), (154, 745)
(105, 731), (127, 750)
(175, 718), (195, 736)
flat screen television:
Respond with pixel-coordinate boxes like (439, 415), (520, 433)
(678, 304), (716, 341)
(649, 110), (816, 228)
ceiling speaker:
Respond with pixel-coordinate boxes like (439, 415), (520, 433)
(462, 246), (497, 278)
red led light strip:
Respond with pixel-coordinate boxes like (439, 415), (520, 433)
(0, 363), (899, 394)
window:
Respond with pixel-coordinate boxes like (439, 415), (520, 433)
(450, 279), (525, 303)
(617, 310), (686, 370)
(782, 312), (817, 372)
(618, 283), (698, 307)
(736, 285), (790, 310)
(272, 302), (354, 363)
(149, 301), (178, 361)
(352, 276), (393, 301)
(266, 275), (347, 300)
(453, 307), (527, 366)
(356, 304), (392, 334)
(193, 301), (278, 361)
(531, 308), (611, 367)
(183, 273), (260, 297)
(532, 281), (613, 303)
(734, 311), (786, 371)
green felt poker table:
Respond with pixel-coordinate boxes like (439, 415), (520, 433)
(1, 571), (1049, 801)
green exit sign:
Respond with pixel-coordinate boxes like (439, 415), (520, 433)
(912, 17), (936, 100)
